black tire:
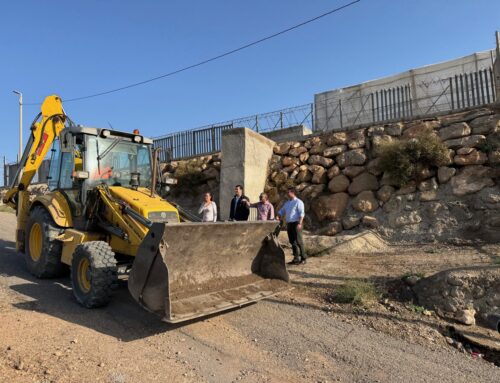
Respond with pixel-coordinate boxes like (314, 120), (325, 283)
(24, 206), (67, 278)
(71, 241), (117, 308)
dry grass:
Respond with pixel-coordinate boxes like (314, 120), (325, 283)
(378, 128), (449, 187)
(330, 279), (379, 305)
(0, 205), (14, 213)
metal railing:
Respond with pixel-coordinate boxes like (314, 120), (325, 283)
(315, 67), (497, 132)
(153, 103), (314, 161)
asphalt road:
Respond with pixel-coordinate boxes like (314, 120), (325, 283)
(0, 212), (499, 382)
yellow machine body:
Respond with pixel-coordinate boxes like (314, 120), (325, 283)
(3, 95), (290, 323)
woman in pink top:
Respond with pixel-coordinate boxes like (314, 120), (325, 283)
(245, 193), (275, 221)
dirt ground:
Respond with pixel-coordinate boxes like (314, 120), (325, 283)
(0, 212), (499, 383)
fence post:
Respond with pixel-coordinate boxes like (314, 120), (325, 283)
(494, 31), (500, 102)
(339, 99), (343, 129)
(255, 115), (259, 132)
(211, 125), (216, 152)
(310, 103), (314, 131)
(280, 112), (283, 130)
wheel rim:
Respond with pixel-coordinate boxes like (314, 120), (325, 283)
(77, 258), (91, 293)
(29, 223), (43, 262)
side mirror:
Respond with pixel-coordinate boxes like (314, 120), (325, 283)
(72, 171), (89, 180)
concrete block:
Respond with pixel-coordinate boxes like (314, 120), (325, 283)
(220, 128), (276, 219)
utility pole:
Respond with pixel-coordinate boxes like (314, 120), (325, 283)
(494, 31), (500, 103)
(12, 91), (23, 163)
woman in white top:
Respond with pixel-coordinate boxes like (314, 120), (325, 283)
(198, 192), (217, 222)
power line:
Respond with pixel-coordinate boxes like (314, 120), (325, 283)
(25, 0), (361, 105)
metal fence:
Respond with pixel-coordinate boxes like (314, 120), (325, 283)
(3, 159), (50, 187)
(153, 103), (314, 161)
(315, 50), (498, 132)
(154, 123), (233, 162)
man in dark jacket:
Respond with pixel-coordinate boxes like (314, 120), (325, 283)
(229, 185), (250, 221)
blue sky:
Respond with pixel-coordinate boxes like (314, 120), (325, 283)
(1, 0), (499, 163)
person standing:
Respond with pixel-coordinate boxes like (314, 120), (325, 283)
(229, 185), (250, 221)
(244, 192), (275, 221)
(276, 187), (306, 265)
(198, 192), (217, 222)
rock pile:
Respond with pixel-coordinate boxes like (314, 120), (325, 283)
(161, 154), (221, 212)
(413, 266), (500, 326)
(266, 107), (500, 242)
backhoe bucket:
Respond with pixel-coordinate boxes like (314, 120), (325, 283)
(128, 221), (290, 323)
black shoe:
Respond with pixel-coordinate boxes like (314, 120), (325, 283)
(299, 259), (307, 265)
(287, 258), (301, 265)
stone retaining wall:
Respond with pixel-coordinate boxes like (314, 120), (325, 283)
(160, 154), (221, 213)
(266, 106), (500, 243)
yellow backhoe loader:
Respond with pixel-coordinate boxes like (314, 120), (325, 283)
(3, 95), (289, 323)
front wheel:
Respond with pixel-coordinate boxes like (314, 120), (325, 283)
(71, 241), (117, 308)
(25, 206), (67, 278)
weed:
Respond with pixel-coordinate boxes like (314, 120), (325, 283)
(407, 303), (426, 313)
(378, 128), (449, 187)
(401, 271), (425, 280)
(331, 279), (379, 305)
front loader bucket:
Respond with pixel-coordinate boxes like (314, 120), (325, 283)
(128, 221), (290, 323)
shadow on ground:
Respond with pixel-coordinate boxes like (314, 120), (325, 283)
(0, 238), (227, 341)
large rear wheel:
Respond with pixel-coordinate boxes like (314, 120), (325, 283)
(71, 241), (117, 308)
(25, 206), (67, 278)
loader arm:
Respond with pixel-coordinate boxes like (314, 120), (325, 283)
(3, 95), (66, 250)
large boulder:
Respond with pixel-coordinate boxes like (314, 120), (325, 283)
(450, 165), (495, 196)
(469, 114), (500, 135)
(453, 149), (488, 165)
(300, 184), (325, 200)
(413, 266), (500, 323)
(343, 166), (365, 179)
(288, 146), (308, 157)
(402, 121), (440, 138)
(327, 132), (348, 146)
(347, 129), (366, 149)
(327, 165), (341, 179)
(323, 145), (347, 157)
(309, 143), (327, 155)
(311, 193), (349, 221)
(444, 135), (486, 149)
(438, 122), (471, 141)
(328, 174), (350, 193)
(296, 169), (312, 183)
(352, 191), (379, 213)
(437, 166), (456, 184)
(308, 155), (334, 168)
(348, 172), (379, 195)
(336, 149), (367, 168)
(309, 165), (327, 184)
(274, 142), (291, 155)
(439, 108), (492, 126)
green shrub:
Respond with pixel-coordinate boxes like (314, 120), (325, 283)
(378, 128), (449, 187)
(332, 280), (378, 305)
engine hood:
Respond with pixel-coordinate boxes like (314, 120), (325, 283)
(108, 186), (179, 220)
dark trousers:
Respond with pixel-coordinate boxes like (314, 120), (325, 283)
(286, 222), (306, 260)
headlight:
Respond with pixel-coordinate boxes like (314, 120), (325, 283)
(148, 211), (179, 223)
